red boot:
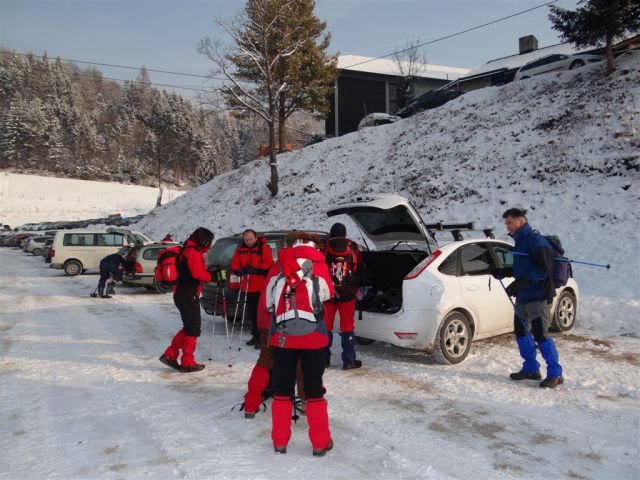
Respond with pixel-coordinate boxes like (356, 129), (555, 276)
(160, 329), (185, 370)
(306, 397), (332, 455)
(271, 396), (292, 453)
(180, 335), (204, 372)
(244, 364), (270, 417)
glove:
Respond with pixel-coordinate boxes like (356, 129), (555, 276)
(505, 277), (526, 297)
(491, 267), (513, 279)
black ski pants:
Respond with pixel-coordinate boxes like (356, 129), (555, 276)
(272, 347), (326, 400)
(174, 291), (202, 337)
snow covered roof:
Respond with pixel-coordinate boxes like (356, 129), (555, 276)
(337, 55), (472, 81)
(464, 42), (587, 77)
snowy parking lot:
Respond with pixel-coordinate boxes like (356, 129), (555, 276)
(1, 248), (638, 480)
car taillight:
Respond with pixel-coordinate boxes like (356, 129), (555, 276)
(394, 332), (418, 339)
(134, 262), (143, 273)
(404, 250), (442, 280)
(49, 249), (55, 257)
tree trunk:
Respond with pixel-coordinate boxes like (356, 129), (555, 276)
(605, 35), (615, 74)
(156, 183), (163, 207)
(278, 96), (287, 153)
(267, 102), (279, 197)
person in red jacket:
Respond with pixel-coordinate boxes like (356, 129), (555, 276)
(324, 222), (364, 370)
(159, 227), (214, 373)
(230, 229), (274, 346)
(265, 231), (335, 456)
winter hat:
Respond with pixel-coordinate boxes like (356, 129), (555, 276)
(329, 222), (347, 238)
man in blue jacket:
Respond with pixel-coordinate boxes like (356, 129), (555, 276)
(91, 252), (128, 298)
(500, 208), (564, 388)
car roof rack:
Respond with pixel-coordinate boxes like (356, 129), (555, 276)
(426, 223), (494, 241)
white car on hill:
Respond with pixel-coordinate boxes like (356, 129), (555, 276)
(327, 194), (579, 364)
(357, 112), (400, 130)
(514, 53), (603, 80)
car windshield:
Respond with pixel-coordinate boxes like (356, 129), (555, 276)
(207, 237), (243, 267)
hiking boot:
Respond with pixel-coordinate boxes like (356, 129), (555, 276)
(89, 293), (98, 298)
(274, 445), (287, 454)
(509, 370), (542, 381)
(343, 360), (362, 371)
(158, 354), (180, 371)
(312, 438), (333, 457)
(246, 337), (259, 346)
(99, 294), (112, 299)
(180, 363), (205, 373)
(540, 376), (564, 388)
(244, 412), (256, 419)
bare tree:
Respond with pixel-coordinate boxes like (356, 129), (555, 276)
(393, 39), (427, 110)
(199, 0), (307, 197)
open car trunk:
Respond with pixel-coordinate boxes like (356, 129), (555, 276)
(356, 249), (429, 314)
(327, 194), (438, 315)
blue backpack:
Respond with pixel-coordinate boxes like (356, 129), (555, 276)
(540, 234), (572, 289)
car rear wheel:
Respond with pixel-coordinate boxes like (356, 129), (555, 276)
(569, 60), (585, 69)
(433, 311), (472, 365)
(155, 281), (173, 294)
(354, 336), (375, 346)
(552, 290), (577, 332)
(32, 248), (42, 255)
(64, 260), (83, 276)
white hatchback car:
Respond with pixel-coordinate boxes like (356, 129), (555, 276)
(357, 112), (401, 130)
(327, 194), (579, 364)
(514, 53), (603, 80)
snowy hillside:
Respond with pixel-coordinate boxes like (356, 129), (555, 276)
(0, 172), (185, 228)
(137, 52), (640, 303)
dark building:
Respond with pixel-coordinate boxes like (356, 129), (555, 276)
(326, 55), (470, 137)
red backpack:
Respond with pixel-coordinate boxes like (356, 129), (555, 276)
(154, 246), (182, 285)
(325, 240), (358, 300)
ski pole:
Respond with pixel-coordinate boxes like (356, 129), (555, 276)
(496, 275), (534, 341)
(208, 281), (220, 362)
(237, 274), (251, 351)
(509, 251), (610, 269)
(221, 280), (232, 367)
(229, 275), (243, 344)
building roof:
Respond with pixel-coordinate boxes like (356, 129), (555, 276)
(337, 55), (472, 81)
(464, 42), (586, 77)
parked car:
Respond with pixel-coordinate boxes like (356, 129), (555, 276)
(514, 53), (603, 80)
(41, 238), (54, 263)
(200, 230), (328, 317)
(326, 194), (579, 364)
(5, 232), (39, 248)
(357, 113), (400, 130)
(396, 89), (463, 118)
(23, 235), (53, 255)
(19, 234), (43, 249)
(50, 228), (153, 276)
(121, 242), (181, 293)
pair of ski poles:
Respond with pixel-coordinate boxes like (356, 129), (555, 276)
(207, 272), (251, 367)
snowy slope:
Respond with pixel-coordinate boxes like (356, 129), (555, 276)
(137, 53), (640, 304)
(0, 172), (185, 228)
(1, 250), (638, 479)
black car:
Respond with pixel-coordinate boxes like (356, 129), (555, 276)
(396, 89), (464, 118)
(200, 230), (328, 317)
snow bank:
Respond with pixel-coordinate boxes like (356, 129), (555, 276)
(0, 172), (185, 228)
(136, 53), (640, 304)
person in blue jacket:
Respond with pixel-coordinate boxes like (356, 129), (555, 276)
(499, 208), (564, 388)
(92, 252), (128, 298)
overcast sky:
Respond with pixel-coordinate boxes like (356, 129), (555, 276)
(0, 0), (582, 98)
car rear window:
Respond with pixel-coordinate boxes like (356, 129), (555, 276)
(142, 248), (163, 260)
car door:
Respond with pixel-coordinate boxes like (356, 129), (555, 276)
(95, 232), (125, 265)
(456, 242), (512, 335)
(536, 54), (566, 75)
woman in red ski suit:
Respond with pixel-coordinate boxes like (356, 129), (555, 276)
(265, 232), (335, 456)
(159, 227), (214, 373)
(229, 229), (274, 346)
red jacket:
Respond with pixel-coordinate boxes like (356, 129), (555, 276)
(229, 237), (274, 293)
(266, 245), (335, 350)
(325, 237), (363, 301)
(175, 239), (212, 297)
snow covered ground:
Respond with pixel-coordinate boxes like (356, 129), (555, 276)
(0, 173), (185, 228)
(1, 249), (638, 479)
(136, 52), (640, 302)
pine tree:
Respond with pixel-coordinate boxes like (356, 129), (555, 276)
(549, 0), (640, 73)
